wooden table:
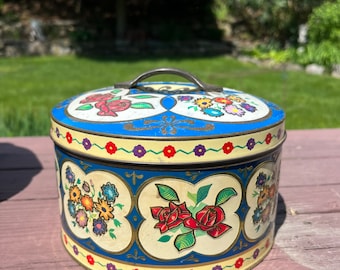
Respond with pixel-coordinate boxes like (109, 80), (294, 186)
(1, 129), (340, 270)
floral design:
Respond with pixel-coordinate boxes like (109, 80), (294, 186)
(76, 91), (157, 118)
(82, 138), (92, 150)
(234, 257), (244, 268)
(150, 183), (237, 251)
(106, 263), (117, 270)
(64, 166), (124, 239)
(241, 102), (256, 112)
(224, 105), (245, 117)
(265, 133), (272, 144)
(163, 145), (176, 158)
(87, 254), (95, 265)
(66, 131), (73, 144)
(223, 141), (234, 155)
(105, 141), (117, 155)
(133, 144), (146, 158)
(252, 171), (277, 231)
(193, 144), (206, 157)
(195, 97), (213, 109)
(247, 138), (256, 150)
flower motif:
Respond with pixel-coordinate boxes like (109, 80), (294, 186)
(81, 194), (94, 211)
(69, 185), (81, 202)
(82, 138), (92, 150)
(66, 132), (73, 144)
(178, 95), (193, 102)
(268, 184), (276, 198)
(86, 254), (95, 265)
(76, 209), (88, 228)
(184, 205), (231, 238)
(133, 144), (146, 158)
(227, 95), (246, 103)
(253, 248), (260, 259)
(63, 234), (68, 244)
(80, 93), (114, 104)
(265, 133), (272, 144)
(261, 202), (272, 223)
(257, 186), (270, 205)
(240, 102), (256, 112)
(265, 238), (271, 248)
(277, 128), (282, 139)
(101, 182), (119, 202)
(73, 245), (79, 255)
(193, 144), (206, 157)
(96, 99), (131, 117)
(252, 206), (262, 224)
(65, 166), (75, 184)
(55, 127), (60, 138)
(151, 202), (192, 233)
(222, 141), (234, 155)
(163, 145), (176, 158)
(214, 97), (232, 105)
(68, 200), (76, 217)
(246, 138), (256, 150)
(93, 218), (108, 236)
(234, 257), (244, 269)
(224, 105), (245, 117)
(202, 108), (224, 117)
(95, 199), (114, 220)
(194, 97), (213, 109)
(82, 181), (91, 193)
(212, 265), (223, 270)
(105, 141), (117, 155)
(106, 263), (117, 270)
(256, 172), (267, 187)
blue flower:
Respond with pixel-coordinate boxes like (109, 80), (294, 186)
(241, 102), (256, 112)
(65, 166), (75, 184)
(68, 200), (76, 218)
(252, 206), (262, 224)
(101, 182), (119, 202)
(202, 108), (224, 117)
(93, 218), (107, 236)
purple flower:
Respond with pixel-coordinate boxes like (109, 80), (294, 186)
(73, 245), (79, 255)
(246, 138), (256, 150)
(82, 181), (91, 193)
(212, 265), (223, 270)
(133, 144), (146, 158)
(240, 102), (256, 112)
(93, 218), (107, 236)
(55, 127), (60, 138)
(277, 128), (282, 139)
(82, 138), (92, 150)
(253, 248), (260, 259)
(194, 144), (206, 157)
(106, 263), (117, 270)
(256, 172), (267, 187)
(178, 95), (193, 102)
(65, 166), (75, 184)
(76, 209), (88, 228)
(224, 104), (245, 117)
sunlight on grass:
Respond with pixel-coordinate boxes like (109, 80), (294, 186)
(0, 55), (339, 136)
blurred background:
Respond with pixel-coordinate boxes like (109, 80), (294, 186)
(0, 0), (339, 136)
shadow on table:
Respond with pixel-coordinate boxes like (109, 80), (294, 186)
(275, 193), (287, 236)
(0, 143), (42, 201)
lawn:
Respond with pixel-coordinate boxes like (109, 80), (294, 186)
(0, 55), (339, 136)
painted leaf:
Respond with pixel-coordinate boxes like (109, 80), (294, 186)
(131, 102), (154, 109)
(115, 203), (124, 210)
(158, 235), (172, 243)
(196, 184), (212, 205)
(76, 178), (81, 184)
(132, 95), (156, 99)
(76, 104), (93, 110)
(114, 219), (122, 228)
(109, 228), (116, 239)
(111, 89), (122, 94)
(215, 187), (237, 206)
(174, 231), (196, 251)
(187, 191), (197, 204)
(156, 184), (179, 201)
(107, 96), (121, 102)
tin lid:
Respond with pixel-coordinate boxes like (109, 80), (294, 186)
(50, 68), (285, 165)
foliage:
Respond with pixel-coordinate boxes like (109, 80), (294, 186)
(1, 55), (340, 137)
(291, 0), (340, 70)
(226, 0), (323, 46)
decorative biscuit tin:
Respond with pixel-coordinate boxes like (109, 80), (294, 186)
(50, 68), (286, 270)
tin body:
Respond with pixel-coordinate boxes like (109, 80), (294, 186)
(51, 69), (286, 269)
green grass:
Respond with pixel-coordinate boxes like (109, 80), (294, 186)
(0, 55), (339, 136)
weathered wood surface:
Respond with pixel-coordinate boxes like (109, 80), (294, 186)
(0, 129), (339, 270)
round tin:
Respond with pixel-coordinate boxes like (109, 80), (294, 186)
(51, 68), (286, 270)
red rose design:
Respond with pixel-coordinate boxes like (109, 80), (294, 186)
(222, 141), (234, 155)
(80, 93), (114, 104)
(96, 99), (131, 117)
(151, 202), (192, 233)
(184, 205), (231, 238)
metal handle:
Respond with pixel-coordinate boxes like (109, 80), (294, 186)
(114, 68), (223, 92)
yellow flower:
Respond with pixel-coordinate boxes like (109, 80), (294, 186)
(81, 194), (94, 211)
(227, 95), (246, 103)
(69, 185), (81, 202)
(95, 199), (114, 220)
(194, 98), (213, 109)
